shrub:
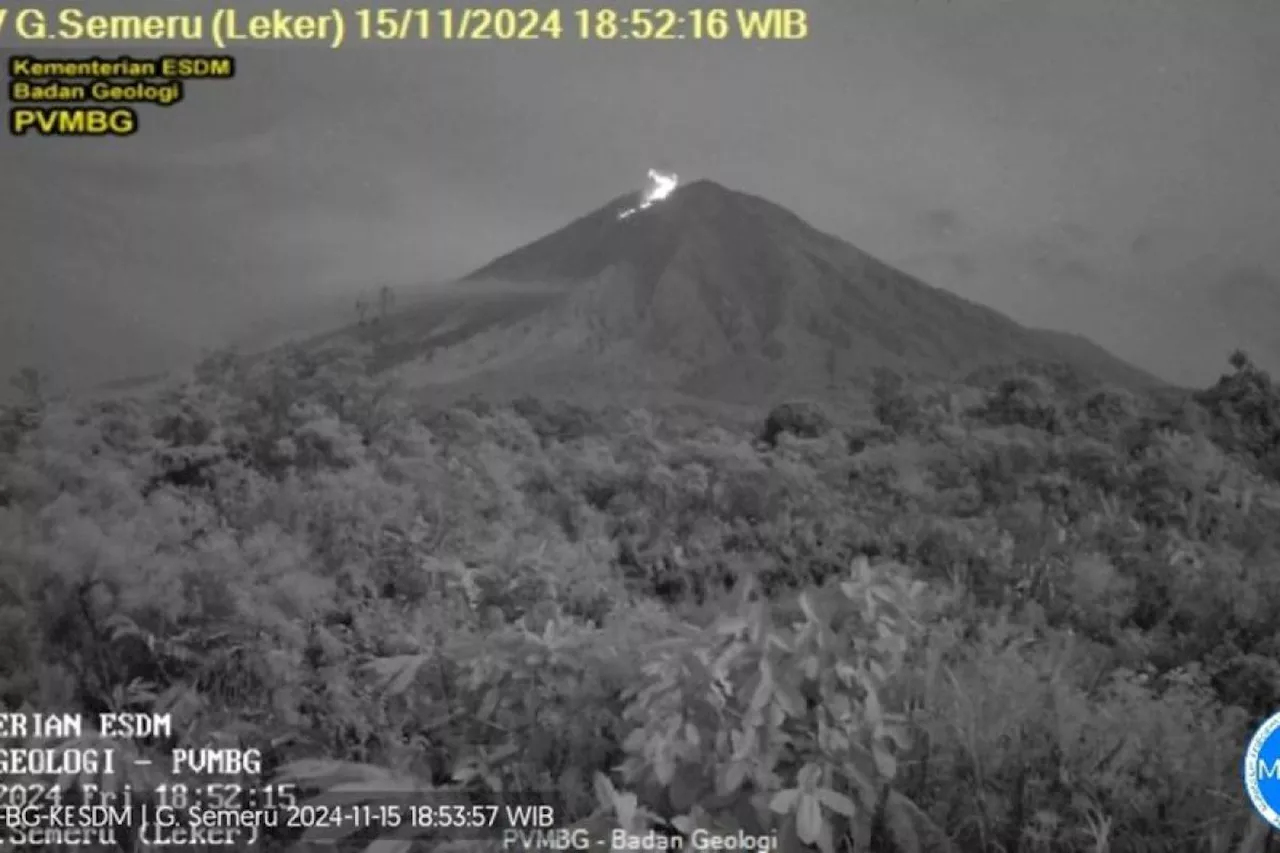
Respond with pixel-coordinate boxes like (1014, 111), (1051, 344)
(761, 401), (832, 447)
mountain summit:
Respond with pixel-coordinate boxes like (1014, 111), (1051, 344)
(413, 179), (1158, 398)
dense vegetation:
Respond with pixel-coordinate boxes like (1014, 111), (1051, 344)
(3, 343), (1279, 853)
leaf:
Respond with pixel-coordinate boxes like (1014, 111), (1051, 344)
(749, 670), (774, 713)
(477, 688), (501, 721)
(593, 772), (617, 808)
(717, 616), (749, 635)
(815, 817), (836, 853)
(796, 792), (824, 845)
(868, 659), (886, 682)
(799, 591), (821, 624)
(864, 685), (885, 727)
(668, 766), (704, 814)
(719, 760), (749, 797)
(774, 683), (803, 717)
(883, 725), (911, 751)
(613, 791), (638, 828)
(872, 741), (898, 779)
(622, 728), (648, 754)
(815, 787), (857, 818)
(713, 641), (747, 677)
(672, 814), (696, 835)
(653, 745), (676, 786)
(835, 661), (858, 686)
(730, 727), (756, 761)
(797, 763), (822, 790)
(364, 654), (427, 697)
(769, 788), (800, 814)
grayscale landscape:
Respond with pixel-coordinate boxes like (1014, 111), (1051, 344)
(3, 1), (1280, 851)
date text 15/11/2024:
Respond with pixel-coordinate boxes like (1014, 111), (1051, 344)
(0, 7), (809, 45)
(353, 8), (810, 41)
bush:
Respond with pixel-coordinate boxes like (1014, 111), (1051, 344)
(761, 401), (831, 446)
(0, 352), (1274, 853)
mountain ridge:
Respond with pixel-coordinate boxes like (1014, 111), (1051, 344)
(375, 179), (1164, 400)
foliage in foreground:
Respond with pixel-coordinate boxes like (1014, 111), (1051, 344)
(2, 345), (1280, 852)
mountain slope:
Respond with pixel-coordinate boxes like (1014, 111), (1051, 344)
(408, 179), (1162, 399)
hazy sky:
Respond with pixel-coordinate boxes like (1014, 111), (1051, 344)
(3, 0), (1279, 390)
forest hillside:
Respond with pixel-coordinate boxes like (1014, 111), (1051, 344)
(1, 345), (1278, 852)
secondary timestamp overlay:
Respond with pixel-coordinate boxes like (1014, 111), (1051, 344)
(0, 710), (592, 849)
(6, 53), (234, 137)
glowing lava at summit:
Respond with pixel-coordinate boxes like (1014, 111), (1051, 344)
(618, 169), (679, 220)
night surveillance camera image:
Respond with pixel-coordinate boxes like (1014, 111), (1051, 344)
(3, 1), (1280, 851)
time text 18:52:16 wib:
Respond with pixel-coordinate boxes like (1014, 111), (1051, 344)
(351, 7), (809, 41)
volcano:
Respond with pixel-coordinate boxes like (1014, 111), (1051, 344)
(395, 179), (1158, 400)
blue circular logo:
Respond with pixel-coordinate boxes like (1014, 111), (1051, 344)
(1244, 712), (1280, 830)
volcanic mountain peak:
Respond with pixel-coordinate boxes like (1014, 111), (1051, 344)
(463, 178), (820, 286)
(420, 178), (1160, 398)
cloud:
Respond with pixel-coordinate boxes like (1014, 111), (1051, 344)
(1057, 221), (1097, 245)
(1216, 265), (1280, 310)
(949, 253), (980, 278)
(1129, 226), (1186, 257)
(914, 208), (965, 240)
(1027, 252), (1102, 284)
